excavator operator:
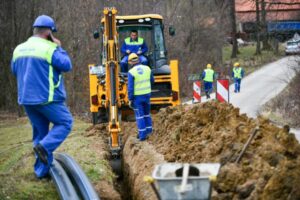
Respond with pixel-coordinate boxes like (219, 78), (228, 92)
(127, 53), (154, 141)
(120, 30), (148, 73)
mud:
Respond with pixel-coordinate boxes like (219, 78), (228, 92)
(89, 101), (300, 199)
(122, 101), (300, 200)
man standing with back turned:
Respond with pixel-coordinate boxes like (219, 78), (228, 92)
(11, 15), (73, 178)
(202, 63), (215, 99)
(127, 53), (154, 141)
(232, 62), (245, 93)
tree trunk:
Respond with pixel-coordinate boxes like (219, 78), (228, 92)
(230, 0), (238, 58)
(261, 0), (270, 50)
(255, 0), (261, 55)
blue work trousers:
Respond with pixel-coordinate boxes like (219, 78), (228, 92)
(204, 81), (213, 94)
(234, 78), (242, 92)
(24, 102), (73, 178)
(132, 94), (152, 140)
(121, 55), (148, 72)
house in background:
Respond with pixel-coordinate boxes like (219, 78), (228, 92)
(236, 0), (300, 41)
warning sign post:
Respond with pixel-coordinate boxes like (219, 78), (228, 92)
(193, 81), (201, 103)
(216, 79), (229, 103)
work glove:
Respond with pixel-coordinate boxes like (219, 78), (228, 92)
(137, 50), (142, 55)
(128, 100), (133, 109)
(126, 50), (131, 54)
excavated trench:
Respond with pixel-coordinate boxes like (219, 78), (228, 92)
(87, 101), (300, 200)
(86, 121), (160, 200)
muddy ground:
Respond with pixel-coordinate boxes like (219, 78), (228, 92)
(3, 100), (299, 199)
(107, 101), (300, 200)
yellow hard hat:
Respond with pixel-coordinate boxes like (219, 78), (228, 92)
(128, 53), (139, 62)
(234, 62), (240, 67)
(207, 63), (212, 69)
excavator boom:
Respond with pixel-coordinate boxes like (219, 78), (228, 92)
(103, 8), (122, 159)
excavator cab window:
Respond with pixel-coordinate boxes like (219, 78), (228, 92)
(153, 20), (167, 68)
(118, 26), (151, 69)
(117, 18), (167, 70)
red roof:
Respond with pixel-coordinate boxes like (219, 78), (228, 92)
(236, 0), (300, 22)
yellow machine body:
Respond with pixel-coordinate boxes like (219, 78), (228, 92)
(89, 12), (180, 126)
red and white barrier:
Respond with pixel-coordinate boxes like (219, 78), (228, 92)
(193, 81), (201, 103)
(216, 79), (229, 102)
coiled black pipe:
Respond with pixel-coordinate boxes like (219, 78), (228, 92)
(49, 160), (80, 200)
(55, 153), (100, 200)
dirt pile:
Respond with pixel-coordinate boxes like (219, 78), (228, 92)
(147, 101), (300, 199)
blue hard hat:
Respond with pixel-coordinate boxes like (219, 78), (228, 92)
(33, 15), (57, 32)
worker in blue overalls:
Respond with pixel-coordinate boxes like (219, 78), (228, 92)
(120, 30), (148, 73)
(232, 62), (245, 93)
(202, 63), (215, 99)
(127, 53), (154, 141)
(11, 15), (73, 178)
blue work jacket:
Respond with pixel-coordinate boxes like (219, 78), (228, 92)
(121, 37), (148, 55)
(127, 63), (154, 101)
(11, 36), (72, 105)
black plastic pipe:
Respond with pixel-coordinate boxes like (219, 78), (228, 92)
(49, 160), (80, 200)
(55, 153), (100, 200)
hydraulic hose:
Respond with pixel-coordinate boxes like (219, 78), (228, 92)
(110, 62), (117, 106)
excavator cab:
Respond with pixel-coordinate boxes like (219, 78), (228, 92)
(116, 15), (168, 72)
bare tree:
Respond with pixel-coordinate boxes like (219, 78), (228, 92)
(255, 0), (261, 55)
(261, 0), (270, 50)
(230, 0), (238, 58)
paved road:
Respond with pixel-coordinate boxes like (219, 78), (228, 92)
(230, 56), (299, 118)
(185, 56), (300, 140)
(230, 56), (300, 140)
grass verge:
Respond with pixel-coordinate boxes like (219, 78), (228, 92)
(222, 44), (285, 75)
(0, 116), (114, 200)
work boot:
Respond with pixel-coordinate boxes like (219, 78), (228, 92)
(208, 94), (210, 99)
(33, 144), (48, 165)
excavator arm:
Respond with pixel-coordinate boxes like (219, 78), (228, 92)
(103, 8), (122, 160)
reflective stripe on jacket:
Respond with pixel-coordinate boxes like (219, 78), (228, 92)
(11, 37), (72, 105)
(125, 37), (144, 45)
(121, 37), (148, 55)
(128, 64), (152, 95)
(203, 69), (214, 82)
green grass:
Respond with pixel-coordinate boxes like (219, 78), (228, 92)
(0, 117), (58, 200)
(222, 44), (285, 75)
(0, 117), (113, 200)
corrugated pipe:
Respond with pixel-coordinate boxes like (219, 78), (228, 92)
(50, 160), (80, 200)
(55, 153), (100, 200)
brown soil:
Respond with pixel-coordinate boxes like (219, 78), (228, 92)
(122, 122), (165, 200)
(120, 101), (300, 200)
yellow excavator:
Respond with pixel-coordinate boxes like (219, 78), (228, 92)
(88, 7), (180, 172)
